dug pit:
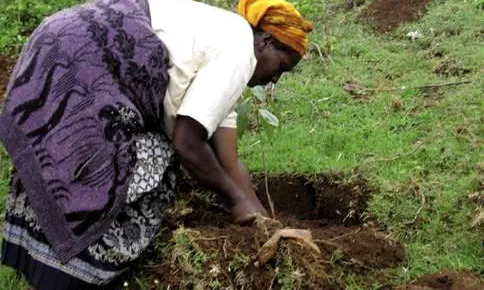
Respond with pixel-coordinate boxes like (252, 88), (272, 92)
(361, 0), (432, 33)
(395, 270), (484, 290)
(134, 173), (406, 290)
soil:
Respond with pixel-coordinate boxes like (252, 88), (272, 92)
(343, 0), (367, 11)
(140, 174), (406, 289)
(395, 270), (484, 290)
(0, 55), (15, 104)
(361, 0), (432, 33)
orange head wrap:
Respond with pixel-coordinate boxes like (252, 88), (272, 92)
(237, 0), (314, 56)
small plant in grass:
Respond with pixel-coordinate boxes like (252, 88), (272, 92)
(165, 198), (193, 219)
(237, 86), (280, 141)
(166, 228), (225, 289)
(228, 252), (251, 287)
(237, 86), (281, 218)
(171, 227), (211, 275)
(276, 249), (295, 290)
(228, 252), (251, 272)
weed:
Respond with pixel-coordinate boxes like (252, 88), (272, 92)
(276, 251), (295, 290)
(171, 228), (211, 275)
(227, 252), (251, 288)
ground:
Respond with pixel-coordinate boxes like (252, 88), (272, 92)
(0, 0), (483, 289)
(0, 56), (15, 104)
(396, 270), (484, 290)
(130, 175), (407, 289)
(361, 0), (432, 33)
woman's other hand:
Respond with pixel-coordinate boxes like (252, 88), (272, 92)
(231, 192), (268, 224)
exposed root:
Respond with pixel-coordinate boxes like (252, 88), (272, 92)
(255, 228), (321, 267)
(193, 235), (228, 241)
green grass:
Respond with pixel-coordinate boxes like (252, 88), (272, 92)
(0, 0), (83, 54)
(239, 0), (484, 285)
(0, 0), (483, 289)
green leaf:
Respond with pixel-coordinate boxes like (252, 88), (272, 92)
(260, 117), (275, 143)
(236, 99), (251, 138)
(258, 108), (279, 127)
(251, 86), (266, 102)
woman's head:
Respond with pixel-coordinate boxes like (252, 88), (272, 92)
(248, 29), (301, 87)
(238, 0), (313, 87)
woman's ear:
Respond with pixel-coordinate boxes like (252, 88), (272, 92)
(261, 33), (274, 49)
(254, 32), (274, 53)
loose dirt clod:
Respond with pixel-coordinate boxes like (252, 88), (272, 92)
(361, 0), (432, 33)
(395, 270), (484, 290)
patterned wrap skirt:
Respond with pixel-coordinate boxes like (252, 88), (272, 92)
(1, 132), (178, 290)
(0, 0), (179, 288)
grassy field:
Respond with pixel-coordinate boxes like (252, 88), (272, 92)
(0, 0), (482, 289)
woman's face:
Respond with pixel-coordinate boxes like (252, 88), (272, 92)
(248, 34), (301, 87)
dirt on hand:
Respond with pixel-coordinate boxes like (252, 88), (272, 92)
(361, 0), (432, 33)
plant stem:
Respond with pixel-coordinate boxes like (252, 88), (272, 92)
(254, 99), (276, 219)
(262, 144), (275, 219)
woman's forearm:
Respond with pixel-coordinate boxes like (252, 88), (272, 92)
(225, 158), (255, 195)
(173, 116), (244, 203)
(177, 140), (244, 202)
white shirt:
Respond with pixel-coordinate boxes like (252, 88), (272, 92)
(147, 0), (257, 138)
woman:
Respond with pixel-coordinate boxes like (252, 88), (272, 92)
(0, 0), (313, 288)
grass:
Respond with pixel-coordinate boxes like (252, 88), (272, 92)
(0, 0), (483, 289)
(239, 0), (484, 285)
(0, 0), (83, 54)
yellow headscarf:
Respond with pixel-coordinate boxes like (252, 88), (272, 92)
(237, 0), (313, 56)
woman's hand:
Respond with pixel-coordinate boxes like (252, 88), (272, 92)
(230, 191), (268, 224)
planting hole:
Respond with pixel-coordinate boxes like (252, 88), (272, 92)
(253, 174), (371, 225)
(173, 173), (372, 228)
(144, 174), (405, 290)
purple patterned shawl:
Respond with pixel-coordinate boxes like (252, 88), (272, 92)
(0, 0), (170, 263)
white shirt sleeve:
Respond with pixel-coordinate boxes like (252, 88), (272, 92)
(219, 110), (238, 129)
(176, 48), (254, 138)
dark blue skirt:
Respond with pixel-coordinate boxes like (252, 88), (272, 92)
(2, 242), (109, 290)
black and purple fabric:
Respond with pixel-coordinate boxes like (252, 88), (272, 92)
(0, 0), (178, 288)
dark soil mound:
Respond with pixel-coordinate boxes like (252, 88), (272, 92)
(0, 55), (15, 104)
(396, 270), (484, 290)
(139, 174), (405, 290)
(361, 0), (432, 33)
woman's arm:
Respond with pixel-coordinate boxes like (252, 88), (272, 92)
(209, 127), (267, 216)
(172, 116), (266, 223)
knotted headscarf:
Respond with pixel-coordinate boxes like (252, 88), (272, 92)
(238, 0), (314, 56)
